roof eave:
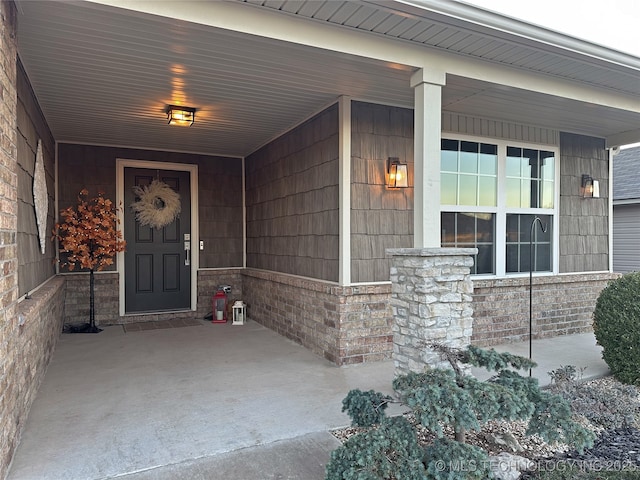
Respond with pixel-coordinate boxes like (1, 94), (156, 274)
(378, 0), (640, 72)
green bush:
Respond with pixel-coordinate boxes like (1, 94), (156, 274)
(326, 416), (427, 480)
(593, 272), (640, 385)
(342, 390), (391, 428)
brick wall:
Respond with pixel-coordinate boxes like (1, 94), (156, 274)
(197, 269), (243, 319)
(242, 269), (616, 362)
(336, 283), (393, 365)
(62, 269), (245, 326)
(4, 278), (65, 471)
(472, 272), (617, 346)
(62, 273), (119, 326)
(242, 269), (393, 365)
(58, 268), (615, 360)
(0, 1), (20, 477)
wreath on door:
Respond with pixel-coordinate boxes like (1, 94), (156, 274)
(131, 179), (181, 229)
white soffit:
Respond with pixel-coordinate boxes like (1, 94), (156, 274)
(245, 0), (640, 96)
(15, 0), (640, 156)
(16, 0), (415, 157)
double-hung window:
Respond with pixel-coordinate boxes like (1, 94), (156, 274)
(440, 137), (557, 276)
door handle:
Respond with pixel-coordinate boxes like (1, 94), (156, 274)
(184, 241), (191, 266)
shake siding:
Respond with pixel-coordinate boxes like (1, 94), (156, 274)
(350, 103), (561, 283)
(57, 143), (244, 268)
(440, 124), (608, 273)
(558, 132), (609, 272)
(245, 104), (339, 281)
(442, 112), (560, 145)
(16, 59), (56, 296)
(351, 101), (413, 283)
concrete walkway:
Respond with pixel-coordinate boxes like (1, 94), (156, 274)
(471, 332), (610, 384)
(7, 322), (608, 480)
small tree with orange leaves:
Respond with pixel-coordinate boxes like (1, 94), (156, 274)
(53, 189), (126, 332)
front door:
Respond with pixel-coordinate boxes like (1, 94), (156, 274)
(124, 168), (191, 313)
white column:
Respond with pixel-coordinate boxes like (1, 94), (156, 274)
(338, 96), (351, 285)
(242, 156), (247, 268)
(411, 69), (446, 248)
(608, 147), (616, 273)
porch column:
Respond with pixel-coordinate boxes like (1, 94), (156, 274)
(388, 248), (476, 376)
(338, 96), (351, 285)
(411, 68), (445, 248)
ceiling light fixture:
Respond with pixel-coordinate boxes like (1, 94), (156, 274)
(166, 105), (196, 126)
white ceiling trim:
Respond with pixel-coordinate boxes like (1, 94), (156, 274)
(55, 140), (245, 160)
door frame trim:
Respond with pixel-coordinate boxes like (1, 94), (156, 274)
(116, 159), (199, 316)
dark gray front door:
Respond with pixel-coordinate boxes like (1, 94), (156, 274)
(124, 168), (191, 313)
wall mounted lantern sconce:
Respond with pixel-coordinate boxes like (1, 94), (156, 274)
(581, 174), (599, 198)
(166, 105), (196, 126)
(387, 157), (408, 188)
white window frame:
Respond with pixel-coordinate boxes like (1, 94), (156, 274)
(440, 133), (560, 278)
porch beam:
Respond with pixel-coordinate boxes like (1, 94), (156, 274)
(338, 96), (351, 285)
(411, 69), (445, 248)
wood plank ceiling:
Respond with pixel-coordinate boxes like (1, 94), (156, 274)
(15, 0), (640, 158)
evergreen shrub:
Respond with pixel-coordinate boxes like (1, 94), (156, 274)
(593, 272), (640, 385)
(326, 344), (595, 480)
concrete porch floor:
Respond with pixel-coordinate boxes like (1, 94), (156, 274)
(7, 321), (608, 480)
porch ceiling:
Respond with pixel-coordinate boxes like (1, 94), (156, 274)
(15, 1), (640, 158)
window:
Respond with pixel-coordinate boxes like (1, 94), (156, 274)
(441, 140), (497, 207)
(442, 212), (495, 274)
(506, 214), (552, 273)
(440, 138), (557, 276)
(506, 147), (555, 209)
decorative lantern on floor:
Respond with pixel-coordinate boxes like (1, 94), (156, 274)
(212, 288), (228, 323)
(232, 301), (246, 325)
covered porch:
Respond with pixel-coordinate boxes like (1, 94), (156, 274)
(14, 0), (639, 364)
(3, 1), (640, 477)
(6, 320), (607, 480)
